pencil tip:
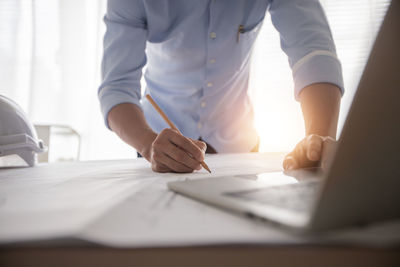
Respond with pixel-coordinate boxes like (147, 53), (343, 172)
(200, 161), (211, 173)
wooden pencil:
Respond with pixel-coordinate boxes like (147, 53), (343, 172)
(146, 94), (211, 173)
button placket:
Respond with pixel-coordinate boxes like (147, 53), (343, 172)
(199, 0), (217, 129)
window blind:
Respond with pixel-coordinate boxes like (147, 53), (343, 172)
(249, 0), (391, 152)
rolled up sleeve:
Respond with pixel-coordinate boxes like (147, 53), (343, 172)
(98, 0), (147, 129)
(268, 0), (344, 100)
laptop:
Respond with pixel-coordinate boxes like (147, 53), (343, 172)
(168, 1), (400, 232)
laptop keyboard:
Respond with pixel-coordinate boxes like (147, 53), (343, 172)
(225, 180), (321, 213)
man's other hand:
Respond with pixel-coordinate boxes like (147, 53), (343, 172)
(149, 128), (206, 173)
(283, 134), (337, 170)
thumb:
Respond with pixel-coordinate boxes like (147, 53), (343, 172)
(283, 154), (299, 170)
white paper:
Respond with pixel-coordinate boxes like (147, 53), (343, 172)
(81, 177), (305, 248)
(0, 159), (155, 243)
(1, 152), (400, 248)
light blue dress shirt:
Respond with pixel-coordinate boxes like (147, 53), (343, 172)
(99, 0), (344, 153)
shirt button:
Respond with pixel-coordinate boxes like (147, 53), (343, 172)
(206, 82), (213, 87)
(201, 101), (206, 108)
(210, 32), (216, 39)
(198, 122), (203, 129)
(209, 59), (216, 64)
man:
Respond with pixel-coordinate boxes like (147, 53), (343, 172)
(99, 0), (343, 173)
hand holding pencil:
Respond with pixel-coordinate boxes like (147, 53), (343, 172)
(146, 94), (211, 173)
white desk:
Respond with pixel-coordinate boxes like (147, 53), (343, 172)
(0, 153), (399, 266)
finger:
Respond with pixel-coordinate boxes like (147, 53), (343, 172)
(290, 137), (318, 169)
(305, 134), (323, 161)
(151, 161), (170, 173)
(322, 136), (336, 142)
(293, 140), (308, 166)
(283, 154), (299, 170)
(152, 130), (201, 171)
(192, 139), (207, 152)
(163, 141), (202, 170)
(320, 137), (337, 170)
(165, 130), (205, 162)
(152, 149), (194, 173)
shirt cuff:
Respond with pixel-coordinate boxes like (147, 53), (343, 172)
(292, 53), (345, 101)
(99, 87), (142, 130)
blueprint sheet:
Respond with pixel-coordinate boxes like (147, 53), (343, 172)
(1, 152), (400, 248)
